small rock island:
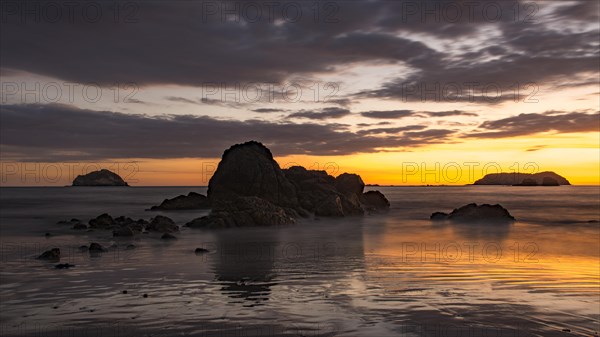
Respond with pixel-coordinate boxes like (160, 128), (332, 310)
(72, 169), (128, 186)
(474, 171), (570, 186)
(431, 203), (515, 223)
(184, 141), (390, 228)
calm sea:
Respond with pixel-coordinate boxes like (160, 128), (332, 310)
(0, 186), (598, 336)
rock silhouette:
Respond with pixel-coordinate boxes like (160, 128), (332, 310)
(514, 178), (538, 186)
(149, 192), (210, 210)
(72, 169), (128, 186)
(431, 203), (515, 223)
(541, 177), (560, 186)
(474, 171), (570, 185)
(186, 141), (390, 228)
(37, 248), (60, 261)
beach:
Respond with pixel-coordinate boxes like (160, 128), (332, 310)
(0, 185), (598, 336)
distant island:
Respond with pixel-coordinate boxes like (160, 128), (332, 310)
(474, 171), (570, 186)
(72, 169), (129, 186)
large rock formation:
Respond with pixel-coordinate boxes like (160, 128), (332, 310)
(430, 203), (515, 223)
(474, 171), (570, 186)
(283, 166), (365, 217)
(149, 192), (210, 210)
(207, 141), (299, 208)
(186, 141), (390, 228)
(72, 169), (128, 186)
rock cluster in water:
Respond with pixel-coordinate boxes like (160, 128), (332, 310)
(185, 141), (390, 228)
(430, 203), (515, 223)
(57, 213), (179, 235)
(149, 192), (210, 210)
(72, 169), (128, 186)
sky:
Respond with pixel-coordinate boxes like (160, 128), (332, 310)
(0, 0), (599, 186)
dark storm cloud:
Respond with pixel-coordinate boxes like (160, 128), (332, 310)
(0, 0), (443, 86)
(0, 104), (454, 161)
(252, 108), (286, 113)
(356, 7), (599, 103)
(360, 110), (414, 119)
(356, 122), (392, 127)
(165, 96), (199, 104)
(553, 1), (600, 22)
(327, 98), (355, 108)
(357, 125), (426, 135)
(360, 109), (477, 119)
(418, 110), (478, 117)
(288, 107), (351, 120)
(468, 111), (600, 138)
(1, 0), (597, 96)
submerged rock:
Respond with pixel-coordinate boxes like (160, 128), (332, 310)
(89, 213), (115, 229)
(150, 192), (210, 210)
(37, 248), (60, 261)
(89, 242), (108, 253)
(431, 203), (515, 223)
(147, 215), (178, 233)
(161, 233), (177, 240)
(72, 169), (128, 186)
(113, 226), (134, 237)
(55, 263), (75, 269)
(73, 223), (88, 230)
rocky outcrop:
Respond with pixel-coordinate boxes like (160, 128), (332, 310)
(360, 191), (390, 212)
(283, 166), (363, 216)
(207, 141), (299, 209)
(72, 169), (128, 186)
(195, 248), (209, 254)
(431, 203), (515, 223)
(89, 242), (108, 253)
(146, 215), (178, 233)
(70, 213), (159, 235)
(187, 196), (296, 228)
(161, 233), (177, 240)
(149, 192), (210, 210)
(37, 248), (60, 261)
(474, 171), (570, 185)
(113, 226), (134, 237)
(89, 213), (114, 229)
(55, 263), (75, 269)
(185, 141), (390, 228)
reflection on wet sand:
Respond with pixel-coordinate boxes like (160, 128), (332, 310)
(210, 220), (367, 310)
(211, 230), (278, 305)
(446, 221), (512, 241)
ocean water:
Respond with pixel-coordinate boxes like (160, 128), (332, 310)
(0, 186), (598, 337)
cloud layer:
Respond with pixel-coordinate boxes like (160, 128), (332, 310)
(0, 104), (456, 161)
